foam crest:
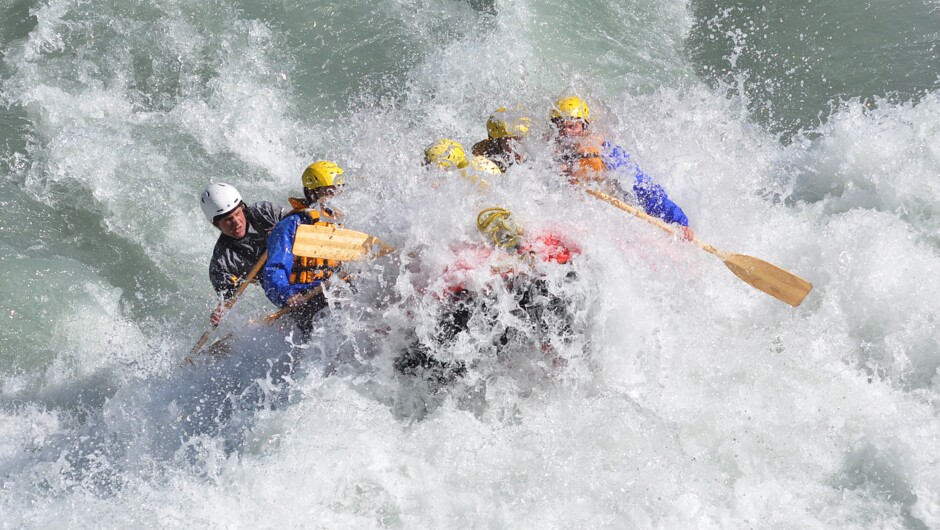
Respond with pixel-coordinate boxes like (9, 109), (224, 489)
(2, 0), (940, 527)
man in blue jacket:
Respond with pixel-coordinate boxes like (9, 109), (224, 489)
(263, 161), (345, 340)
(550, 96), (695, 241)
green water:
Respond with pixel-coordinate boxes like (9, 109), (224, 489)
(2, 1), (940, 527)
(688, 0), (940, 136)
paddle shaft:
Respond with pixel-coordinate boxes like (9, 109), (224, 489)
(262, 283), (326, 324)
(585, 189), (812, 306)
(182, 250), (268, 366)
(585, 189), (726, 258)
(182, 283), (327, 364)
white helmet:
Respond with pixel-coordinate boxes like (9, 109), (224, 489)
(200, 182), (244, 223)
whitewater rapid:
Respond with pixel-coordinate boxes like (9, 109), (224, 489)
(2, 0), (940, 527)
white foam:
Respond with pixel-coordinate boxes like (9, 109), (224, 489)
(2, 0), (940, 527)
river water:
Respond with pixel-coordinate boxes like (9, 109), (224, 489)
(2, 0), (939, 527)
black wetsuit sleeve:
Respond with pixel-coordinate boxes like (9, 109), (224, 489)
(209, 255), (239, 300)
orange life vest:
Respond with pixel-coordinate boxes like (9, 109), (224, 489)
(565, 135), (607, 184)
(289, 208), (342, 284)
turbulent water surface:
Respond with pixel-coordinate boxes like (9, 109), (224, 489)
(2, 0), (940, 527)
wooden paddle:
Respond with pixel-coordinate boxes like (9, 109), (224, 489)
(261, 283), (327, 324)
(182, 251), (269, 366)
(586, 189), (813, 307)
(182, 283), (328, 361)
(292, 223), (395, 261)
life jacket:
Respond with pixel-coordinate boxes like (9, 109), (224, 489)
(290, 208), (342, 285)
(439, 231), (578, 296)
(440, 244), (497, 296)
(288, 197), (308, 210)
(558, 134), (607, 184)
(520, 232), (579, 265)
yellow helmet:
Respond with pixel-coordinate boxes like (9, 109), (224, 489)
(477, 206), (523, 248)
(468, 155), (503, 175)
(302, 160), (346, 189)
(550, 96), (590, 122)
(487, 107), (530, 140)
(459, 156), (501, 191)
(424, 139), (469, 170)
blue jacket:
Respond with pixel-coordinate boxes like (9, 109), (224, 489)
(263, 212), (323, 307)
(603, 143), (689, 226)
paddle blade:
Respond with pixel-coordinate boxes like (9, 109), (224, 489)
(293, 224), (392, 261)
(722, 253), (813, 307)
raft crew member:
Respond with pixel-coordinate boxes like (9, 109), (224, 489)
(262, 161), (346, 340)
(288, 160), (344, 212)
(394, 207), (579, 383)
(202, 182), (288, 325)
(425, 138), (501, 190)
(550, 95), (695, 241)
(474, 208), (580, 357)
(471, 106), (531, 172)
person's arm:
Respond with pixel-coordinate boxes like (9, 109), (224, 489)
(209, 265), (239, 300)
(208, 249), (239, 325)
(633, 172), (695, 240)
(262, 215), (320, 307)
(632, 171), (689, 226)
(604, 143), (693, 239)
(251, 201), (290, 235)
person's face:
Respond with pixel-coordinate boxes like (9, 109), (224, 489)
(217, 206), (247, 239)
(554, 118), (588, 138)
(305, 185), (341, 204)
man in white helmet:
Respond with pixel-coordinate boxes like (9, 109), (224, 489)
(201, 182), (288, 325)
